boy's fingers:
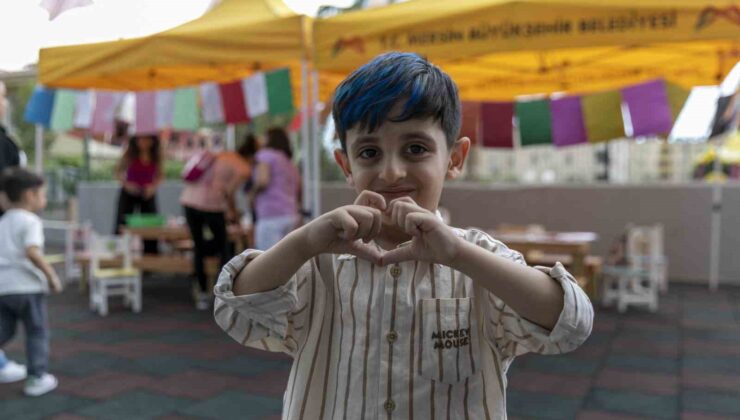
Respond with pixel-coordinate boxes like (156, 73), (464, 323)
(354, 190), (386, 211)
(345, 240), (383, 265)
(380, 245), (416, 266)
(404, 212), (434, 237)
(368, 208), (383, 242)
(351, 208), (374, 241)
(337, 211), (359, 240)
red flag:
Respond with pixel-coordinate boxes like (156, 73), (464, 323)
(460, 101), (481, 145)
(218, 81), (250, 124)
(480, 101), (514, 148)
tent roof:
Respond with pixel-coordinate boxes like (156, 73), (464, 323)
(39, 0), (310, 91)
(314, 0), (740, 100)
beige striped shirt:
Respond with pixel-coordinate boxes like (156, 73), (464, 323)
(214, 228), (593, 420)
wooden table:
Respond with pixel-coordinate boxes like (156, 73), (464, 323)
(490, 231), (599, 296)
(124, 224), (252, 254)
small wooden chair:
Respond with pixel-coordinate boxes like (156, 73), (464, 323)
(88, 233), (142, 316)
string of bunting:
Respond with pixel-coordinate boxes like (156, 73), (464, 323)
(460, 79), (692, 149)
(24, 68), (295, 135)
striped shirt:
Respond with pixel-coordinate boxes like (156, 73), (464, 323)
(214, 228), (593, 420)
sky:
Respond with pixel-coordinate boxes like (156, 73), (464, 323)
(0, 0), (354, 71)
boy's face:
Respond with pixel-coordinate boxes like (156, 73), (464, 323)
(335, 111), (469, 218)
(24, 186), (47, 212)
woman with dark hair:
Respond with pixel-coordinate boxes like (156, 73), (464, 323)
(253, 127), (301, 250)
(180, 137), (254, 310)
(114, 134), (162, 254)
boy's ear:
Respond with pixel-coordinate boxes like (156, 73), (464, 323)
(447, 137), (471, 180)
(334, 149), (355, 187)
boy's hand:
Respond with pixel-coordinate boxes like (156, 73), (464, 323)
(48, 273), (64, 293)
(381, 197), (462, 266)
(302, 190), (385, 264)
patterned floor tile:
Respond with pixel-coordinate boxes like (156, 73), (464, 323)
(682, 356), (740, 374)
(508, 371), (591, 398)
(0, 394), (93, 420)
(576, 410), (650, 420)
(682, 372), (740, 393)
(682, 388), (740, 417)
(583, 388), (678, 419)
(74, 390), (193, 420)
(507, 390), (582, 420)
(177, 391), (282, 420)
(144, 370), (246, 399)
(604, 354), (679, 374)
(594, 368), (678, 396)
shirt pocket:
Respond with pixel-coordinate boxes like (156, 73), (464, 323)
(418, 297), (479, 384)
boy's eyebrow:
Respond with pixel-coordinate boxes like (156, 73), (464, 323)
(350, 135), (379, 150)
(401, 131), (435, 142)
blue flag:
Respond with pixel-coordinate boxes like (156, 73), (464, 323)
(24, 86), (56, 127)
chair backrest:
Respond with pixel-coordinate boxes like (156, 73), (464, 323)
(89, 232), (133, 272)
(625, 224), (664, 269)
(64, 221), (92, 278)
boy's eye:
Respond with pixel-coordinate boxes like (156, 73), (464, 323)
(407, 144), (428, 155)
(358, 148), (378, 159)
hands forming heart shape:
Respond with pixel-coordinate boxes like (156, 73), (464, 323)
(307, 190), (461, 266)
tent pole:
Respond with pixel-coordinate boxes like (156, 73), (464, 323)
(226, 124), (235, 150)
(709, 137), (724, 291)
(311, 70), (321, 218)
(300, 60), (311, 221)
(83, 132), (91, 180)
(34, 124), (43, 173)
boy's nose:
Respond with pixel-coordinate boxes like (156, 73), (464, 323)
(379, 157), (406, 183)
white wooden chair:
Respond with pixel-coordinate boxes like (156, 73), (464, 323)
(601, 225), (667, 313)
(88, 233), (142, 316)
(64, 221), (92, 281)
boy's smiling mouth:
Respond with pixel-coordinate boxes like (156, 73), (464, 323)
(375, 187), (416, 201)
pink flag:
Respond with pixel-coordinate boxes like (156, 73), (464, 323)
(91, 92), (123, 135)
(135, 91), (157, 135)
(40, 0), (93, 20)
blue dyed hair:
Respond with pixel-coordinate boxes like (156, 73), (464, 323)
(332, 52), (461, 151)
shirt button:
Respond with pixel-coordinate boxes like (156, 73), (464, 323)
(390, 265), (402, 277)
(386, 330), (398, 342)
(384, 399), (396, 413)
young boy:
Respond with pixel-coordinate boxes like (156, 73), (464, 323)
(214, 52), (593, 419)
(0, 167), (62, 396)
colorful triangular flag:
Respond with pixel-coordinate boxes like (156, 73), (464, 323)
(91, 91), (123, 134)
(243, 72), (269, 118)
(73, 90), (93, 129)
(50, 89), (76, 132)
(219, 81), (250, 124)
(550, 95), (587, 148)
(134, 91), (157, 135)
(266, 68), (294, 116)
(172, 87), (199, 131)
(155, 90), (175, 129)
(480, 101), (514, 149)
(622, 79), (673, 137)
(24, 86), (56, 128)
(200, 83), (224, 124)
(582, 90), (625, 143)
(515, 99), (552, 146)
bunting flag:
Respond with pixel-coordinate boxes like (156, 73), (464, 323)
(480, 101), (514, 148)
(50, 89), (76, 132)
(219, 81), (250, 124)
(134, 91), (157, 135)
(622, 79), (673, 137)
(155, 90), (175, 129)
(24, 86), (56, 127)
(172, 87), (199, 131)
(666, 81), (691, 121)
(199, 83), (224, 124)
(515, 99), (552, 146)
(73, 90), (93, 129)
(710, 93), (739, 138)
(243, 73), (269, 118)
(582, 90), (625, 143)
(91, 92), (122, 134)
(266, 68), (294, 116)
(669, 86), (720, 141)
(550, 96), (587, 147)
(460, 101), (481, 144)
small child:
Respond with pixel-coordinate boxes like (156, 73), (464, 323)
(214, 53), (593, 419)
(0, 167), (62, 396)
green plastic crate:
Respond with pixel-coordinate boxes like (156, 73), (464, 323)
(125, 213), (166, 228)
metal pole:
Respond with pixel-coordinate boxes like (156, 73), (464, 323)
(300, 60), (311, 220)
(82, 132), (91, 180)
(34, 124), (43, 173)
(709, 137), (724, 291)
(226, 124), (235, 151)
(311, 70), (321, 218)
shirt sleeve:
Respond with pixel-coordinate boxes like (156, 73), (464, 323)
(468, 229), (594, 359)
(213, 249), (318, 356)
(22, 215), (44, 249)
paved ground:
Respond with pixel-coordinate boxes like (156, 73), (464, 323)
(1, 276), (739, 420)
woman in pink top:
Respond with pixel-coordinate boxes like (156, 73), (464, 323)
(253, 128), (301, 250)
(180, 140), (254, 310)
(114, 135), (162, 254)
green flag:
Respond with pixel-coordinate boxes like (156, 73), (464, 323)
(172, 87), (199, 131)
(50, 89), (77, 132)
(582, 90), (625, 143)
(266, 68), (294, 116)
(515, 99), (552, 146)
(665, 81), (691, 121)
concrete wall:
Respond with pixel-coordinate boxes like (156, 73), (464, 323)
(77, 181), (740, 286)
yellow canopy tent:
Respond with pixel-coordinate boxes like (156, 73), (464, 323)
(38, 0), (311, 95)
(314, 0), (740, 100)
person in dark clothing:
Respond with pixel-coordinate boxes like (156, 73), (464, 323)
(0, 81), (22, 218)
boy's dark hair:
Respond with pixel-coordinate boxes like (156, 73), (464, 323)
(0, 167), (45, 203)
(332, 52), (461, 151)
